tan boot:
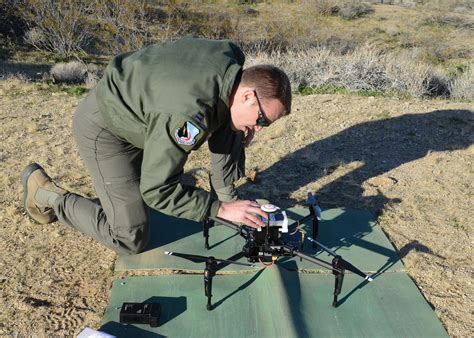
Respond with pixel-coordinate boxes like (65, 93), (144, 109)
(20, 163), (68, 224)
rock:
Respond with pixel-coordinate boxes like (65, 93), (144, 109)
(367, 176), (398, 187)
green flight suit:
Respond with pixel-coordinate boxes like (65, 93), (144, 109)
(54, 37), (246, 254)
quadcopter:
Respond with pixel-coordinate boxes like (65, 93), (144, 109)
(165, 192), (373, 311)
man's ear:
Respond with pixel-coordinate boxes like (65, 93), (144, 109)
(241, 88), (256, 105)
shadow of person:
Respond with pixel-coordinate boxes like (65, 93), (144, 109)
(242, 109), (473, 213)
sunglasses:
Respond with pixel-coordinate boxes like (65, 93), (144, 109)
(254, 90), (270, 127)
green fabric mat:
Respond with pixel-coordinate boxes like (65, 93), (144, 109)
(115, 208), (404, 273)
(101, 269), (447, 337)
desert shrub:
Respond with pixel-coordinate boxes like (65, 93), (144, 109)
(422, 74), (451, 97)
(246, 46), (454, 99)
(248, 20), (317, 53)
(384, 52), (432, 97)
(309, 2), (374, 21)
(334, 3), (374, 20)
(50, 61), (87, 83)
(421, 15), (474, 30)
(21, 0), (93, 59)
(453, 4), (474, 14)
(313, 2), (340, 16)
(418, 42), (471, 66)
(50, 61), (101, 86)
(150, 4), (239, 43)
(252, 47), (391, 93)
(239, 6), (259, 17)
(0, 0), (28, 45)
(90, 0), (151, 55)
(332, 48), (391, 91)
(449, 65), (474, 101)
(20, 0), (151, 57)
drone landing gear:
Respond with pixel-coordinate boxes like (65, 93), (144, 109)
(204, 257), (217, 311)
(332, 256), (345, 307)
(203, 219), (212, 250)
(165, 251), (256, 311)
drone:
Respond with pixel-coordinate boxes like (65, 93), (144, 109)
(165, 192), (373, 311)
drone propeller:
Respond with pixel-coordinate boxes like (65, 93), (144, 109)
(164, 251), (257, 267)
(306, 237), (373, 281)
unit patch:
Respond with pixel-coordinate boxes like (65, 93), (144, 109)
(175, 121), (200, 146)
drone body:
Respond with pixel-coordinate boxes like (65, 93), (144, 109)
(165, 193), (373, 310)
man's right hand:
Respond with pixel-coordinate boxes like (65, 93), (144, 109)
(217, 200), (268, 229)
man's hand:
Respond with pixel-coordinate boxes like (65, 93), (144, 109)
(217, 200), (267, 228)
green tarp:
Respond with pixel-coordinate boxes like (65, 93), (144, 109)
(102, 271), (447, 337)
(102, 208), (447, 337)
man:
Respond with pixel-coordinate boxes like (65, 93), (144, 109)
(21, 37), (292, 255)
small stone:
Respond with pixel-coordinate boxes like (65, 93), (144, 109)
(367, 176), (398, 187)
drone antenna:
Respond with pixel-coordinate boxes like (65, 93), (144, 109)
(307, 192), (322, 244)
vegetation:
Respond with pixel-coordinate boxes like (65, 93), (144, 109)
(0, 0), (473, 100)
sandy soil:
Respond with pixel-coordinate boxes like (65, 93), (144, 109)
(0, 79), (473, 336)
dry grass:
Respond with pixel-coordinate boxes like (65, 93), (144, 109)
(4, 2), (473, 99)
(450, 65), (474, 100)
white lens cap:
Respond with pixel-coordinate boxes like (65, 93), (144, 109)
(261, 204), (279, 213)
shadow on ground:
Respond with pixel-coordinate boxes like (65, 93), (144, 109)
(241, 109), (473, 212)
(0, 61), (51, 80)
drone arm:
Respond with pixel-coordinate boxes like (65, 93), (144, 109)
(209, 216), (250, 238)
(306, 237), (373, 281)
(307, 237), (338, 257)
(282, 245), (340, 272)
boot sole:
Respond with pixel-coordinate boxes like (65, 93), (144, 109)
(20, 163), (50, 224)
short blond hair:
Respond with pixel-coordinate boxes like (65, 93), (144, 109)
(241, 65), (292, 115)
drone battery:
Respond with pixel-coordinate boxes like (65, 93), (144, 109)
(120, 302), (160, 327)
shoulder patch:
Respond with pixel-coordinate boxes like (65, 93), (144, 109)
(175, 121), (201, 146)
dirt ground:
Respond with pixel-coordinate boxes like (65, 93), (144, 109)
(0, 79), (472, 336)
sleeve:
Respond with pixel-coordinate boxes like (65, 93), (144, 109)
(208, 124), (245, 190)
(139, 112), (220, 221)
